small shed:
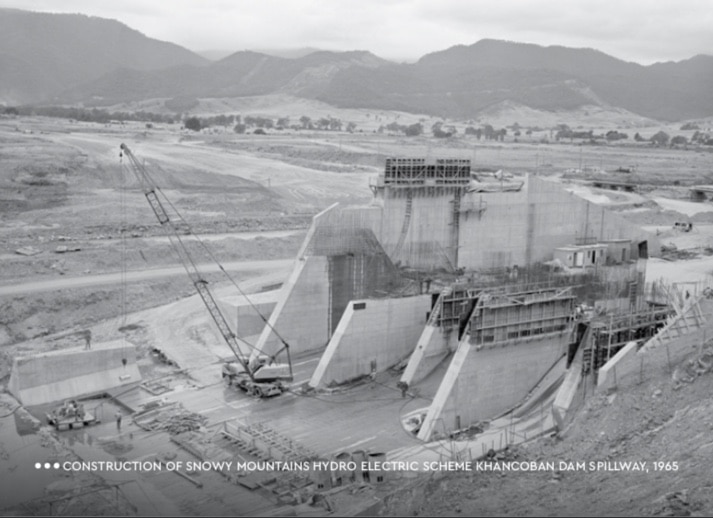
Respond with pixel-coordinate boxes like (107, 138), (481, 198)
(554, 243), (608, 269)
(600, 239), (632, 264)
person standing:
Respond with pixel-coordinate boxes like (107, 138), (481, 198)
(115, 411), (122, 430)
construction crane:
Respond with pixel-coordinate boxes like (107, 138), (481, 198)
(119, 143), (292, 397)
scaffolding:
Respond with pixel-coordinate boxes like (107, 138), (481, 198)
(469, 286), (576, 349)
(382, 158), (471, 187)
(581, 306), (674, 373)
(427, 281), (578, 349)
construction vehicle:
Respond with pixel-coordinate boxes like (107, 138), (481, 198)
(119, 143), (293, 397)
(221, 359), (287, 397)
(46, 400), (101, 431)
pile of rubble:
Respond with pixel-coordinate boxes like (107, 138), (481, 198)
(133, 402), (207, 435)
(672, 341), (713, 390)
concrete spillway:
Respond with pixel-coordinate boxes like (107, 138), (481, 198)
(8, 340), (141, 406)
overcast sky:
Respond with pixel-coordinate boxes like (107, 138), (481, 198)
(2, 0), (712, 64)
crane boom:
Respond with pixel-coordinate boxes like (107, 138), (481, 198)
(119, 143), (262, 381)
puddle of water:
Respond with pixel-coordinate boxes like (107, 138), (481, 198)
(3, 391), (277, 515)
(0, 414), (60, 509)
(6, 397), (182, 514)
(0, 397), (128, 510)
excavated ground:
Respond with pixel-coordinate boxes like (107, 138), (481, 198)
(382, 347), (713, 517)
(2, 115), (713, 516)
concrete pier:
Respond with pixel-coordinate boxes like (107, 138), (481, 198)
(309, 295), (430, 388)
(8, 340), (141, 406)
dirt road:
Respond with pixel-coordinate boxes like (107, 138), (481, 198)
(0, 259), (292, 296)
(52, 132), (374, 207)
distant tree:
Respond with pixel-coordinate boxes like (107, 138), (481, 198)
(243, 116), (273, 128)
(404, 123), (423, 136)
(650, 130), (670, 146)
(212, 114), (233, 127)
(497, 128), (507, 141)
(555, 124), (571, 133)
(383, 122), (399, 133)
(184, 116), (201, 131)
(253, 128), (266, 135)
(690, 130), (713, 145)
(317, 117), (331, 130)
(299, 115), (312, 129)
(4, 106), (18, 115)
(346, 121), (357, 133)
(670, 135), (688, 147)
(464, 126), (477, 136)
(482, 124), (496, 140)
(233, 123), (247, 134)
(432, 122), (451, 138)
(277, 117), (290, 128)
(253, 117), (273, 129)
(681, 122), (700, 131)
(634, 132), (644, 142)
(329, 118), (342, 131)
(606, 130), (628, 141)
(556, 128), (572, 141)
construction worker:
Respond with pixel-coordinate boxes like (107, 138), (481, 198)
(115, 411), (122, 430)
(83, 330), (92, 350)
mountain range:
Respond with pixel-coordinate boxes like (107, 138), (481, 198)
(1, 8), (712, 122)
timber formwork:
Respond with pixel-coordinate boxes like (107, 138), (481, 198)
(468, 286), (576, 349)
(382, 158), (471, 187)
(427, 282), (579, 350)
(582, 306), (674, 372)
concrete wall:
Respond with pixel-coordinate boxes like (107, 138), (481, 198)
(308, 176), (659, 273)
(457, 176), (660, 270)
(255, 256), (330, 358)
(8, 341), (141, 406)
(597, 341), (639, 393)
(375, 189), (461, 270)
(458, 188), (530, 268)
(401, 325), (458, 386)
(257, 201), (406, 359)
(418, 333), (568, 440)
(236, 301), (276, 338)
(218, 291), (278, 339)
(309, 295), (430, 388)
(552, 341), (586, 429)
